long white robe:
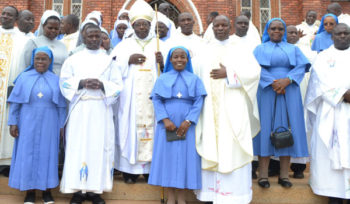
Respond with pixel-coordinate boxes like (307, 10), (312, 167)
(296, 21), (320, 48)
(59, 49), (123, 194)
(203, 23), (214, 43)
(195, 39), (260, 204)
(0, 27), (27, 165)
(230, 33), (260, 53)
(246, 21), (261, 44)
(111, 36), (167, 174)
(306, 45), (350, 199)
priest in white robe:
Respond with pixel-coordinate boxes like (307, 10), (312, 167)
(306, 23), (350, 204)
(172, 12), (204, 73)
(111, 0), (167, 184)
(0, 6), (27, 172)
(195, 15), (260, 204)
(230, 15), (261, 52)
(61, 14), (80, 53)
(17, 10), (35, 40)
(59, 24), (123, 204)
(296, 10), (320, 48)
(203, 11), (219, 43)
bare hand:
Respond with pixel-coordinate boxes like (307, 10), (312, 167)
(272, 78), (291, 94)
(163, 118), (176, 131)
(129, 54), (146, 65)
(176, 120), (191, 137)
(343, 90), (350, 103)
(298, 29), (306, 38)
(210, 63), (227, 79)
(10, 125), (19, 138)
(155, 51), (164, 66)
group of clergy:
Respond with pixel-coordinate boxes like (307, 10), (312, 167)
(0, 0), (350, 204)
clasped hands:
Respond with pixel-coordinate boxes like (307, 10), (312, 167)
(272, 78), (291, 94)
(79, 78), (103, 90)
(163, 118), (191, 137)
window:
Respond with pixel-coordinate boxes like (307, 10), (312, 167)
(52, 0), (64, 16)
(260, 0), (271, 32)
(241, 0), (252, 14)
(71, 0), (83, 20)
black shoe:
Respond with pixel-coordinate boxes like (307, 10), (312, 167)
(24, 191), (35, 204)
(42, 191), (55, 204)
(328, 197), (344, 204)
(70, 192), (85, 204)
(1, 166), (10, 177)
(87, 193), (105, 204)
(143, 174), (149, 182)
(258, 178), (270, 188)
(252, 171), (258, 179)
(122, 172), (138, 184)
(278, 178), (293, 188)
(293, 171), (304, 179)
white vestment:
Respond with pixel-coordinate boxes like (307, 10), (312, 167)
(296, 21), (320, 48)
(306, 45), (350, 199)
(172, 32), (204, 74)
(203, 23), (214, 43)
(230, 33), (260, 53)
(62, 31), (80, 53)
(60, 49), (123, 194)
(338, 13), (350, 27)
(246, 21), (261, 44)
(111, 36), (167, 174)
(0, 27), (27, 165)
(195, 39), (260, 204)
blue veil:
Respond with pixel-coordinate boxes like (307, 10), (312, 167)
(14, 46), (54, 84)
(163, 46), (193, 73)
(262, 18), (287, 43)
(316, 13), (338, 34)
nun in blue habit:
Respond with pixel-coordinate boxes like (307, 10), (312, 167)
(7, 47), (66, 198)
(311, 13), (338, 52)
(253, 18), (310, 188)
(148, 46), (206, 201)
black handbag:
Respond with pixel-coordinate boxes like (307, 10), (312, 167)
(166, 129), (186, 142)
(270, 95), (294, 149)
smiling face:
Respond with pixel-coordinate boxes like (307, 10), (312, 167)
(268, 20), (285, 43)
(170, 48), (188, 72)
(178, 13), (194, 36)
(324, 16), (336, 33)
(34, 52), (51, 73)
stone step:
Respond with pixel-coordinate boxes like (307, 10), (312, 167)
(0, 173), (328, 204)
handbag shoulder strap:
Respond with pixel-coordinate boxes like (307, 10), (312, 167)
(271, 94), (290, 132)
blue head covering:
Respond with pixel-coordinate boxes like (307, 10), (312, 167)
(163, 46), (193, 73)
(14, 46), (54, 84)
(262, 18), (287, 43)
(317, 13), (338, 34)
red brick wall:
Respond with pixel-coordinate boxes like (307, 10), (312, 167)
(1, 0), (350, 34)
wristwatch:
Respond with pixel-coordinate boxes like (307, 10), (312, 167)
(185, 120), (192, 126)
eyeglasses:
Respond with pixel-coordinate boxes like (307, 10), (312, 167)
(270, 27), (284, 31)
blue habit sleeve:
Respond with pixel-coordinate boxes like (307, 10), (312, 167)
(8, 103), (21, 125)
(185, 95), (204, 125)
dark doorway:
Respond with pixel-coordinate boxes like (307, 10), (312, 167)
(149, 0), (181, 27)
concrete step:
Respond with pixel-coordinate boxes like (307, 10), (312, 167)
(0, 173), (328, 204)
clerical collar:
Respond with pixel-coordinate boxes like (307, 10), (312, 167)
(213, 38), (230, 45)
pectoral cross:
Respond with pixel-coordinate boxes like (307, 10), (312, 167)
(37, 92), (43, 98)
(177, 92), (182, 98)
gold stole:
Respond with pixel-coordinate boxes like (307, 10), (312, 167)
(0, 33), (13, 140)
(135, 63), (155, 162)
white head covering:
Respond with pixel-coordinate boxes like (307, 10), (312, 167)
(152, 12), (174, 41)
(86, 11), (102, 26)
(111, 20), (131, 40)
(129, 0), (154, 24)
(100, 27), (109, 36)
(37, 10), (60, 36)
(118, 9), (129, 19)
(76, 19), (98, 47)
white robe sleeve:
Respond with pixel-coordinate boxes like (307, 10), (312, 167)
(59, 58), (81, 102)
(100, 61), (123, 106)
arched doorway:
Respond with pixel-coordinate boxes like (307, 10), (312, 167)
(149, 0), (180, 27)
